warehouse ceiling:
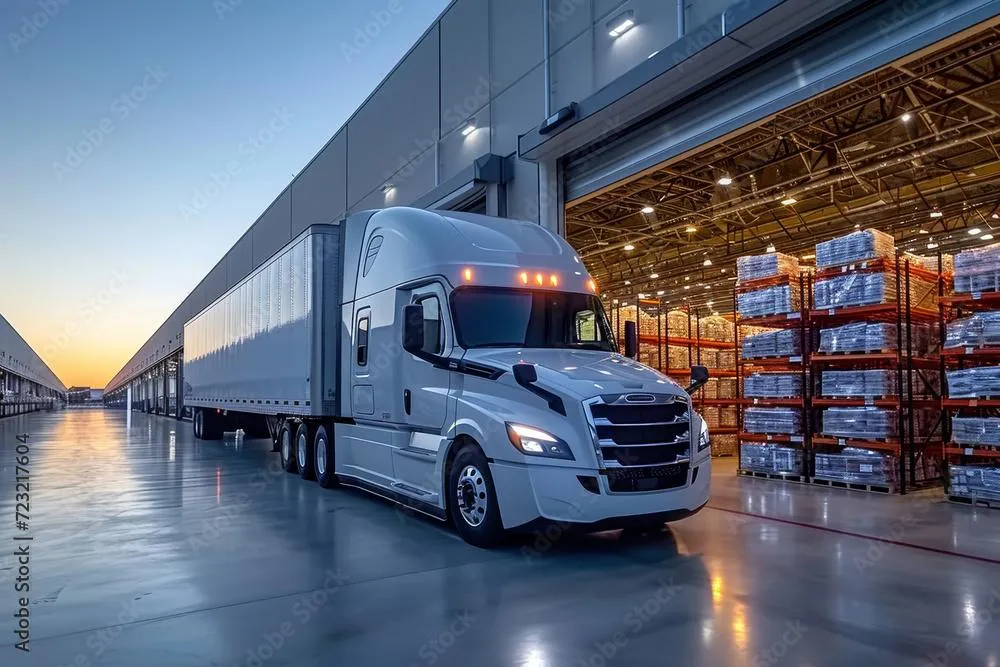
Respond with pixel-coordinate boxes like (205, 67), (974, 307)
(566, 22), (1000, 313)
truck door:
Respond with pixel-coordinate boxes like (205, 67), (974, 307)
(400, 284), (452, 432)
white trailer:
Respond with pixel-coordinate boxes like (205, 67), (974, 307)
(183, 207), (712, 547)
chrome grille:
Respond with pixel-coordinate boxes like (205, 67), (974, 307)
(586, 394), (692, 493)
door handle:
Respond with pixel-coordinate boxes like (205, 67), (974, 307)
(403, 389), (411, 415)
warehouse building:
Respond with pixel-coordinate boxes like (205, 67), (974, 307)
(104, 0), (997, 488)
(0, 312), (65, 416)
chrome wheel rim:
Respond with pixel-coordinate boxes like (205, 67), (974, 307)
(316, 435), (327, 475)
(281, 429), (291, 463)
(456, 465), (488, 527)
(297, 432), (307, 469)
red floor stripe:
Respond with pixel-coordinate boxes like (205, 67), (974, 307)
(706, 504), (1000, 566)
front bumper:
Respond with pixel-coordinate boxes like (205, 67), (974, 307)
(489, 457), (711, 530)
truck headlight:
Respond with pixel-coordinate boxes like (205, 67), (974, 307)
(505, 423), (575, 460)
(697, 419), (710, 453)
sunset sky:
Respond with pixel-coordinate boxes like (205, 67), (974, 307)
(1, 0), (450, 388)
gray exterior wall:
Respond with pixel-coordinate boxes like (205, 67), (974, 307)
(105, 0), (986, 393)
(0, 313), (66, 394)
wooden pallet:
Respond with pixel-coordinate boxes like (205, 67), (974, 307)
(948, 495), (1000, 510)
(737, 469), (806, 484)
(810, 477), (895, 494)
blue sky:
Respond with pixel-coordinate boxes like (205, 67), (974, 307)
(0, 0), (451, 386)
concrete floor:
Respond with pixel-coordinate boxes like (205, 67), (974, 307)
(2, 409), (1000, 666)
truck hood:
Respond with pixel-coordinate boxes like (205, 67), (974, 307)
(463, 348), (688, 400)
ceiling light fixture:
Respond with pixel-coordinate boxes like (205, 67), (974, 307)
(930, 211), (943, 218)
(717, 175), (733, 186)
(968, 227), (982, 235)
(684, 285), (690, 290)
(624, 280), (631, 285)
(461, 122), (477, 137)
(982, 234), (995, 241)
(901, 112), (912, 122)
(927, 242), (939, 249)
(703, 258), (712, 266)
(919, 229), (929, 234)
(801, 253), (815, 260)
(685, 225), (697, 233)
(382, 183), (395, 194)
(854, 224), (861, 229)
(641, 206), (654, 214)
(650, 273), (659, 279)
(993, 214), (999, 220)
(624, 243), (635, 251)
(781, 197), (797, 206)
(657, 290), (665, 296)
(607, 10), (635, 37)
(766, 244), (776, 253)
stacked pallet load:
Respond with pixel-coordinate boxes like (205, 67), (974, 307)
(736, 252), (808, 479)
(942, 253), (1000, 506)
(810, 229), (943, 493)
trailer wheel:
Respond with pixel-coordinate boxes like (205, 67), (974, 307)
(193, 409), (204, 439)
(314, 424), (339, 488)
(279, 421), (297, 473)
(200, 409), (223, 441)
(448, 443), (505, 548)
(296, 422), (316, 481)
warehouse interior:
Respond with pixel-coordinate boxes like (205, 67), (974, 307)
(566, 22), (1000, 496)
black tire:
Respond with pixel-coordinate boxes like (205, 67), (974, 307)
(314, 424), (339, 488)
(193, 409), (204, 439)
(279, 421), (297, 473)
(296, 422), (316, 481)
(448, 444), (506, 548)
(201, 409), (223, 440)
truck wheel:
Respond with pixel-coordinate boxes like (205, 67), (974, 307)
(296, 422), (316, 481)
(201, 409), (223, 440)
(448, 444), (505, 548)
(279, 421), (297, 473)
(314, 424), (339, 488)
(193, 409), (204, 439)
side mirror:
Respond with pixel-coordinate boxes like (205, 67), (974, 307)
(402, 303), (425, 355)
(623, 321), (637, 359)
(513, 363), (538, 385)
(686, 365), (710, 395)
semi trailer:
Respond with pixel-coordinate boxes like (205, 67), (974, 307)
(182, 207), (711, 547)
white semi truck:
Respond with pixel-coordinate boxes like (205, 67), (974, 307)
(183, 207), (711, 546)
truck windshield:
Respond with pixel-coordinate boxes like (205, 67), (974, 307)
(451, 287), (617, 351)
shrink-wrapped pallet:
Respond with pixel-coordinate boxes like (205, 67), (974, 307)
(821, 370), (897, 397)
(712, 434), (737, 457)
(744, 407), (802, 434)
(668, 345), (690, 369)
(720, 406), (738, 428)
(947, 367), (1000, 398)
(702, 406), (720, 429)
(945, 312), (1000, 348)
(701, 378), (718, 399)
(950, 465), (1000, 502)
(814, 271), (938, 311)
(717, 378), (738, 399)
(952, 417), (1000, 446)
(717, 350), (737, 370)
(815, 229), (895, 268)
(742, 330), (801, 359)
(740, 444), (804, 474)
(818, 322), (898, 353)
(699, 349), (719, 369)
(666, 310), (690, 338)
(638, 307), (659, 337)
(744, 373), (803, 398)
(700, 315), (735, 343)
(903, 251), (952, 276)
(821, 407), (897, 439)
(814, 448), (896, 485)
(737, 252), (801, 283)
(638, 343), (659, 367)
(955, 243), (1000, 293)
(737, 284), (801, 318)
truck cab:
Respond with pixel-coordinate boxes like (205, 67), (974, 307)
(335, 207), (711, 547)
